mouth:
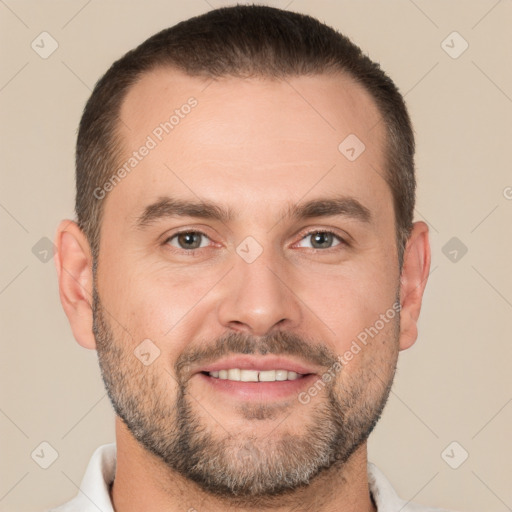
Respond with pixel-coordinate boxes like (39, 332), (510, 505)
(194, 355), (320, 401)
(204, 368), (305, 382)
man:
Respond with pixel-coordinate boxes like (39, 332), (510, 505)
(52, 4), (450, 511)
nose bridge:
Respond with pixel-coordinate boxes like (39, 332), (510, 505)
(216, 241), (301, 335)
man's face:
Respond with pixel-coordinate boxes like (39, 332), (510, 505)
(93, 69), (401, 499)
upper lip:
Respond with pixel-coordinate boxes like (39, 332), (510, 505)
(196, 355), (320, 375)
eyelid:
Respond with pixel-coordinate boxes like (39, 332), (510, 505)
(161, 223), (215, 239)
(295, 226), (353, 244)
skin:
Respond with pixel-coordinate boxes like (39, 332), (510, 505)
(55, 69), (430, 512)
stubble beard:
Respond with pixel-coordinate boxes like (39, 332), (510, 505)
(92, 287), (399, 503)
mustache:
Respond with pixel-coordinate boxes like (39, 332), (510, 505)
(175, 330), (338, 379)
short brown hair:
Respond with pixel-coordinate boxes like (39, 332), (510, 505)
(76, 5), (415, 269)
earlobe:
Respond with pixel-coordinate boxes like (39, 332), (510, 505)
(54, 220), (97, 350)
(398, 221), (431, 351)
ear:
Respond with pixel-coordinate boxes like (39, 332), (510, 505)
(398, 221), (431, 351)
(54, 220), (97, 350)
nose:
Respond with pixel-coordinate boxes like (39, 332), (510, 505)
(216, 246), (302, 336)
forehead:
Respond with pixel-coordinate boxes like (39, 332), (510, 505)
(119, 67), (384, 152)
(107, 67), (390, 229)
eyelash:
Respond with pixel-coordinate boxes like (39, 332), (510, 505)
(163, 229), (349, 255)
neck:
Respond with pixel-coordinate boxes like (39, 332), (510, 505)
(110, 417), (376, 512)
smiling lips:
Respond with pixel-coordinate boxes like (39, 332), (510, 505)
(196, 356), (320, 401)
(208, 368), (303, 382)
(198, 355), (317, 383)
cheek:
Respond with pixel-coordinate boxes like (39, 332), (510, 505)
(298, 256), (399, 354)
(98, 257), (223, 359)
(331, 314), (400, 406)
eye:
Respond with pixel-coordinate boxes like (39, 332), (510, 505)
(165, 231), (211, 250)
(296, 230), (344, 250)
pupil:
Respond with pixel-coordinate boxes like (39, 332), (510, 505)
(312, 232), (332, 248)
(179, 232), (201, 249)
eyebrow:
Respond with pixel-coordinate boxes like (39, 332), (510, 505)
(135, 194), (372, 229)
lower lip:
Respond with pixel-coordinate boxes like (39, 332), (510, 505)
(196, 372), (318, 401)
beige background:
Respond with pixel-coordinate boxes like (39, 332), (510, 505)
(1, 1), (511, 511)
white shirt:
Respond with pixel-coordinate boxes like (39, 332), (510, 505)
(46, 443), (454, 512)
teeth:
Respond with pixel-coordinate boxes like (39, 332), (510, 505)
(240, 369), (259, 382)
(208, 369), (304, 382)
(258, 370), (275, 382)
(228, 368), (241, 381)
(275, 369), (288, 381)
